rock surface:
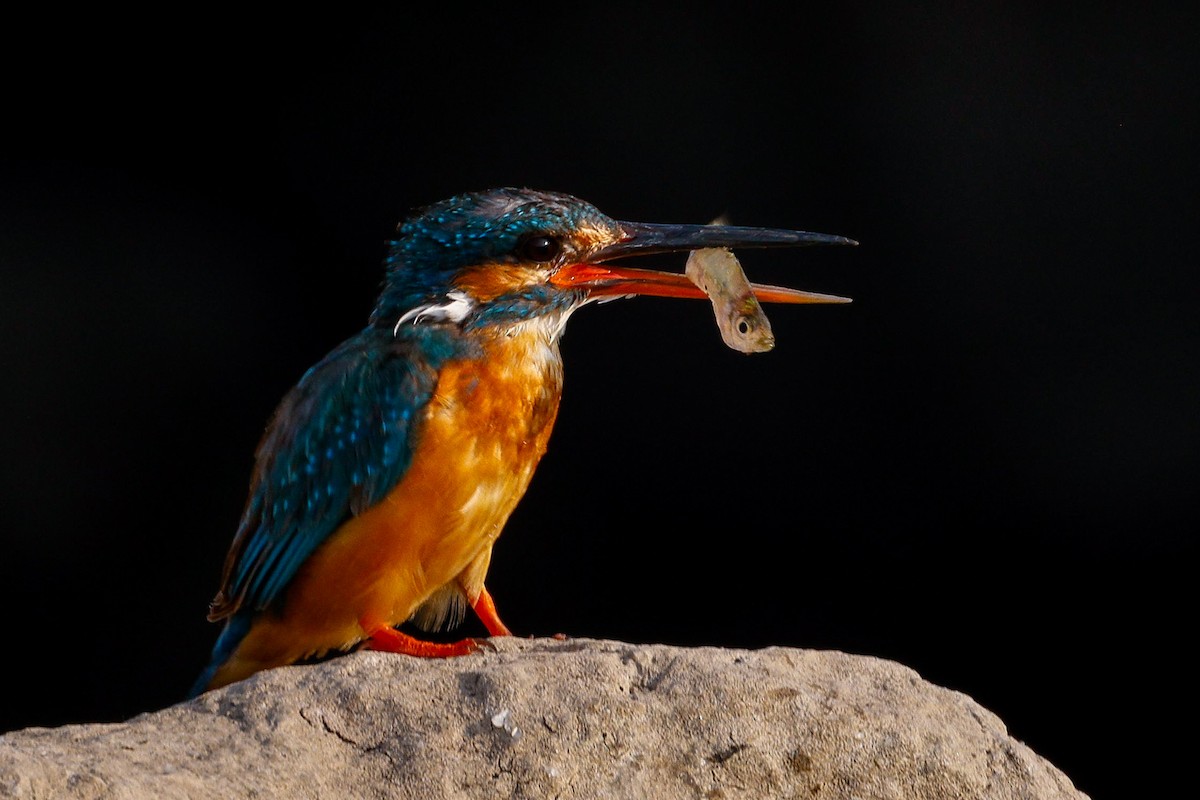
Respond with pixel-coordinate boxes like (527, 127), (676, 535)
(0, 638), (1087, 799)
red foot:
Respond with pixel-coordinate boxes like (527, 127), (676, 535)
(364, 625), (484, 658)
(472, 586), (513, 637)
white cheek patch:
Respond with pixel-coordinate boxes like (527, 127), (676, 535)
(394, 290), (475, 334)
(501, 306), (578, 345)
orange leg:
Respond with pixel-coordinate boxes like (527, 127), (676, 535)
(362, 621), (482, 658)
(472, 586), (513, 637)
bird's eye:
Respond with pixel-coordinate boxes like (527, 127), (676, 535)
(518, 235), (562, 263)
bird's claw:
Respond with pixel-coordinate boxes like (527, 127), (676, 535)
(471, 637), (500, 654)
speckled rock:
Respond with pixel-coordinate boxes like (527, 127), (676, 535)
(0, 638), (1087, 799)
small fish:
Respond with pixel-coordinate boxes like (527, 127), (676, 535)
(686, 245), (776, 354)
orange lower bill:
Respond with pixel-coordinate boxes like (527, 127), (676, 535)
(550, 263), (851, 304)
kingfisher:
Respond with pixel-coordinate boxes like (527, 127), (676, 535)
(190, 188), (854, 696)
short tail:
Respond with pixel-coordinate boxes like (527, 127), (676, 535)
(187, 613), (252, 699)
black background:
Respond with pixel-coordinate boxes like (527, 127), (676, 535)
(2, 6), (1195, 797)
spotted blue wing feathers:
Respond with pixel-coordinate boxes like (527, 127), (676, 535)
(207, 332), (447, 620)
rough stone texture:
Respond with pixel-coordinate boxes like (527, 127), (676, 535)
(0, 638), (1087, 799)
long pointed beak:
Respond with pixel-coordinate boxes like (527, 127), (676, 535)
(598, 221), (857, 259)
(550, 220), (855, 304)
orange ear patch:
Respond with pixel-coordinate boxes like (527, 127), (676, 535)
(452, 264), (544, 302)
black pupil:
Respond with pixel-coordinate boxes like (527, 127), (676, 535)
(522, 235), (560, 262)
(737, 317), (752, 334)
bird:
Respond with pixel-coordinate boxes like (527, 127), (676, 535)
(189, 188), (854, 696)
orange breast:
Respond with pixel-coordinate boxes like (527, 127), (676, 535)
(215, 324), (565, 685)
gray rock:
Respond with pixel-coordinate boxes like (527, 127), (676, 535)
(0, 638), (1087, 799)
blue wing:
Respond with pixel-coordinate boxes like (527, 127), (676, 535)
(207, 331), (449, 619)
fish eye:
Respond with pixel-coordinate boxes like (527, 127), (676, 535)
(518, 234), (562, 263)
(736, 316), (754, 335)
